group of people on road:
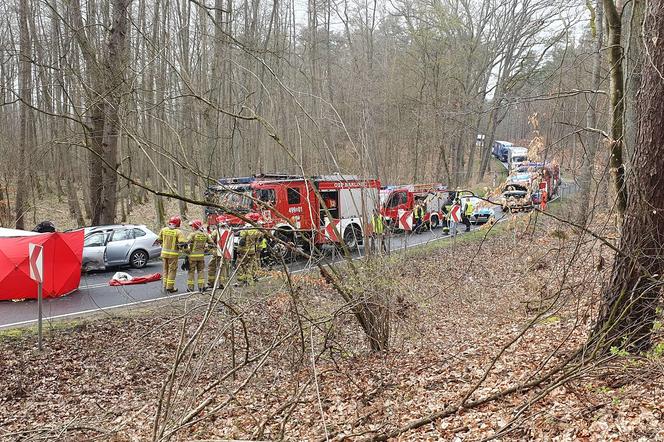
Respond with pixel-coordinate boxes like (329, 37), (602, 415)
(156, 214), (267, 293)
(154, 196), (475, 292)
(413, 196), (474, 235)
(444, 197), (474, 234)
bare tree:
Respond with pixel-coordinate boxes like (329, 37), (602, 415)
(0, 0), (590, 228)
(69, 0), (130, 225)
(575, 0), (603, 226)
(602, 0), (628, 217)
(14, 0), (32, 229)
(589, 0), (664, 353)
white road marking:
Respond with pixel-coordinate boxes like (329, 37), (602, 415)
(1, 221), (501, 330)
(77, 282), (109, 290)
(0, 291), (199, 329)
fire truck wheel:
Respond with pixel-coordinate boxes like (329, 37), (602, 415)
(343, 225), (362, 250)
(429, 215), (439, 229)
(273, 229), (294, 260)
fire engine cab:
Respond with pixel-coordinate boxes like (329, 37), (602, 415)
(381, 184), (449, 230)
(205, 174), (380, 253)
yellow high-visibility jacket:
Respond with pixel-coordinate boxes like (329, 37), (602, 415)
(371, 214), (385, 234)
(465, 201), (474, 216)
(187, 231), (212, 261)
(159, 227), (186, 258)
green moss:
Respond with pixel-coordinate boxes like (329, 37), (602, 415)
(0, 319), (84, 341)
(649, 342), (664, 358)
(0, 328), (29, 339)
(400, 220), (510, 259)
(610, 346), (630, 357)
(540, 315), (561, 325)
(595, 385), (612, 395)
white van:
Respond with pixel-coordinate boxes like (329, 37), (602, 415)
(507, 147), (529, 171)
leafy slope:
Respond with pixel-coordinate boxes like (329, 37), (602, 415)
(1, 215), (662, 441)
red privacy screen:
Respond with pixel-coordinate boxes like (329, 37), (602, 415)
(0, 230), (84, 301)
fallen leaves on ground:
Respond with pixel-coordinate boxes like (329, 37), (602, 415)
(0, 213), (662, 441)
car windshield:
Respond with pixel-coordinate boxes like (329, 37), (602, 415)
(207, 187), (253, 213)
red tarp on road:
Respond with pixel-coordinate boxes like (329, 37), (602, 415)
(109, 273), (161, 286)
(0, 230), (84, 301)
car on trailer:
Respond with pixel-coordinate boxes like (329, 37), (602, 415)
(500, 189), (532, 213)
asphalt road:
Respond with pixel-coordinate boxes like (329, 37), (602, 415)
(0, 216), (502, 330)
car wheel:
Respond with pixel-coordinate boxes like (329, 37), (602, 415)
(130, 250), (149, 269)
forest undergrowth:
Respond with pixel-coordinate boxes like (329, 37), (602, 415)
(1, 211), (662, 441)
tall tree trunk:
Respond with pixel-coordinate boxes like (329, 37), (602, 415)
(70, 0), (106, 225)
(15, 0), (32, 229)
(88, 108), (106, 225)
(99, 0), (131, 224)
(589, 0), (664, 353)
(622, 0), (645, 163)
(603, 0), (628, 217)
(576, 0), (603, 226)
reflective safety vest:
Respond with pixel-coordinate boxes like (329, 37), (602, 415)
(159, 227), (186, 258)
(465, 201), (474, 216)
(371, 214), (385, 235)
(187, 231), (211, 261)
(258, 237), (268, 251)
(414, 205), (425, 220)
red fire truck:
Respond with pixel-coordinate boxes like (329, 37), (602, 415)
(381, 184), (449, 231)
(205, 174), (381, 252)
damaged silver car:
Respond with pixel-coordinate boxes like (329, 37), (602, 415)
(82, 225), (162, 271)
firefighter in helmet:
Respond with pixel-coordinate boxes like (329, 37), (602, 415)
(236, 213), (262, 286)
(186, 219), (213, 291)
(157, 215), (186, 292)
(208, 215), (233, 288)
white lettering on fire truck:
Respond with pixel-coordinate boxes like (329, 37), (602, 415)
(333, 181), (367, 188)
(289, 206), (302, 213)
